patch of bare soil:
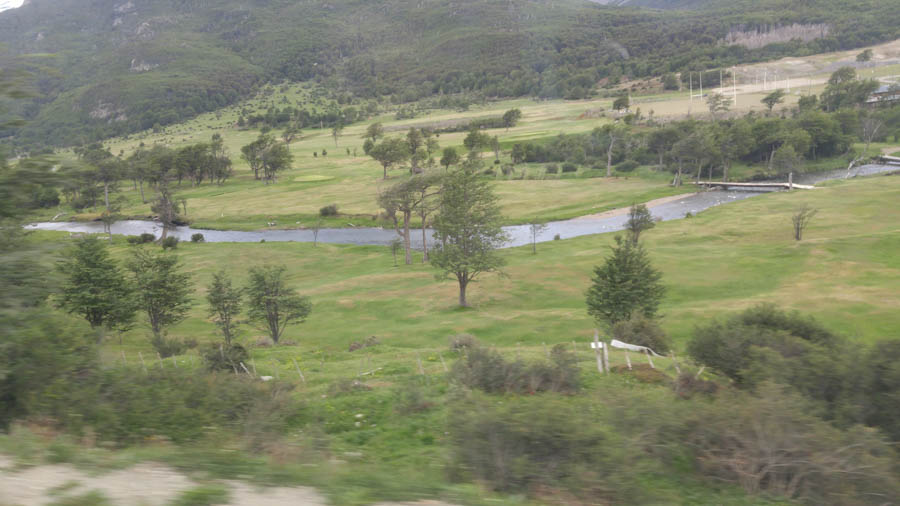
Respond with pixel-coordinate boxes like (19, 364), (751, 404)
(0, 455), (459, 506)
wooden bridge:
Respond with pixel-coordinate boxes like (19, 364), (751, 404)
(878, 155), (900, 165)
(693, 181), (815, 190)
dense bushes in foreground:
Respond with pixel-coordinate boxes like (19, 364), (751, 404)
(450, 385), (899, 503)
(0, 310), (295, 446)
(2, 304), (898, 504)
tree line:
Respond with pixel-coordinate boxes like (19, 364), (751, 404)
(508, 68), (899, 182)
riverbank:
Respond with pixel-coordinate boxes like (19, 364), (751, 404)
(28, 165), (898, 247)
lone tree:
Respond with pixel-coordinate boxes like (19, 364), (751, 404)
(431, 161), (509, 307)
(369, 137), (410, 178)
(502, 108), (522, 131)
(56, 236), (136, 340)
(761, 89), (787, 112)
(529, 222), (547, 254)
(625, 203), (655, 243)
(126, 248), (192, 351)
(246, 265), (312, 344)
(378, 173), (441, 265)
(282, 124), (301, 145)
(363, 122), (384, 143)
(586, 236), (665, 327)
(206, 270), (242, 346)
(707, 92), (732, 120)
(792, 205), (818, 241)
(440, 147), (460, 170)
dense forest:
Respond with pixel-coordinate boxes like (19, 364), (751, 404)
(1, 0), (899, 147)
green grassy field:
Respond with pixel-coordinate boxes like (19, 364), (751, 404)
(51, 172), (896, 366)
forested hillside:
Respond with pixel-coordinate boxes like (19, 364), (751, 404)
(2, 0), (899, 147)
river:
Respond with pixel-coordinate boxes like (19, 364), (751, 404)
(25, 164), (897, 249)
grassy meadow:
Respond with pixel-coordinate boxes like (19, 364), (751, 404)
(38, 171), (896, 368)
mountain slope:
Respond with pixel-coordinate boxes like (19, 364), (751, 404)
(2, 0), (899, 148)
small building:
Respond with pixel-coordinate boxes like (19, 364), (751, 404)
(867, 84), (900, 105)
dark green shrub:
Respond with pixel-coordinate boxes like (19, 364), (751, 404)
(545, 164), (558, 174)
(319, 204), (338, 217)
(139, 232), (156, 243)
(161, 236), (179, 249)
(202, 343), (249, 372)
(190, 233), (205, 243)
(611, 313), (670, 353)
(615, 160), (640, 172)
(449, 395), (623, 496)
(561, 162), (578, 172)
(151, 334), (193, 358)
(686, 384), (899, 503)
(0, 311), (98, 429)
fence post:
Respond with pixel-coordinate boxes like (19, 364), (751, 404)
(593, 330), (606, 374)
(602, 337), (610, 373)
(669, 352), (681, 375)
(644, 349), (655, 369)
(625, 350), (632, 370)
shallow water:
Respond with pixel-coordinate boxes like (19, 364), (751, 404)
(25, 164), (897, 249)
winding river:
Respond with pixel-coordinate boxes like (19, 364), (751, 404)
(25, 165), (897, 249)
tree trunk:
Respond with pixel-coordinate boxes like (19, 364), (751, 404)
(403, 211), (412, 265)
(139, 180), (145, 203)
(421, 219), (428, 263)
(458, 277), (468, 307)
(606, 142), (614, 177)
(103, 182), (110, 211)
(768, 146), (776, 171)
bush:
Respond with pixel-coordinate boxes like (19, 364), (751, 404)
(674, 372), (719, 398)
(611, 313), (670, 353)
(615, 159), (640, 173)
(561, 162), (578, 173)
(190, 233), (205, 243)
(448, 333), (478, 351)
(450, 344), (579, 394)
(687, 304), (842, 387)
(202, 343), (249, 372)
(151, 334), (195, 358)
(686, 384), (899, 503)
(348, 335), (379, 352)
(127, 233), (156, 244)
(545, 164), (558, 174)
(319, 204), (339, 217)
(449, 394), (632, 498)
(500, 164), (514, 176)
(161, 236), (179, 249)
